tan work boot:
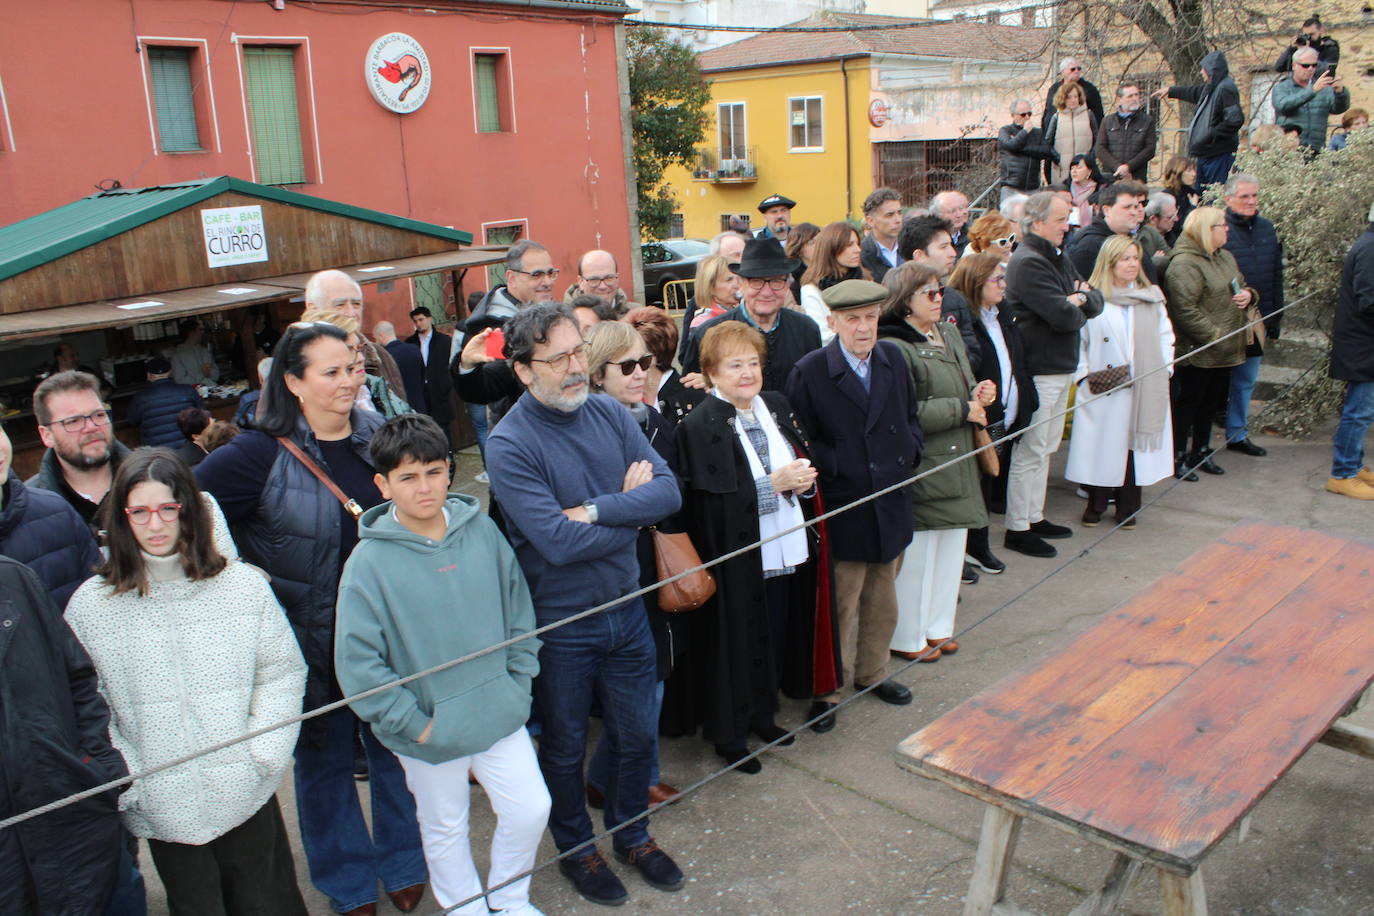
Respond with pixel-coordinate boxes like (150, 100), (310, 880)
(1358, 467), (1374, 486)
(1326, 477), (1374, 500)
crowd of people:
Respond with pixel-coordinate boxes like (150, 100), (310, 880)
(3, 33), (1374, 916)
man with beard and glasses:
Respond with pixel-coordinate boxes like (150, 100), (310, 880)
(485, 303), (685, 908)
(28, 370), (132, 537)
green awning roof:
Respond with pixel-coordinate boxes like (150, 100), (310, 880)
(0, 176), (474, 283)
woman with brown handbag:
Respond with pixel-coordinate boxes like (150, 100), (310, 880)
(581, 320), (683, 808)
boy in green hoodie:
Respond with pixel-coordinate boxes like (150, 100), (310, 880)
(335, 414), (550, 916)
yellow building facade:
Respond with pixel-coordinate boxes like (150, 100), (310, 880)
(665, 59), (874, 239)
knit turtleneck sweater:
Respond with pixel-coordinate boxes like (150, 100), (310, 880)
(141, 550), (186, 583)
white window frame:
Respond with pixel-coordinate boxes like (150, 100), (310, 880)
(137, 37), (223, 156)
(787, 95), (824, 153)
(718, 101), (747, 165)
(231, 34), (324, 185)
(480, 217), (530, 287)
(0, 66), (14, 152)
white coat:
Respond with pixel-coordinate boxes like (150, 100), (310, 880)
(1065, 297), (1175, 487)
(798, 284), (837, 345)
(66, 557), (306, 845)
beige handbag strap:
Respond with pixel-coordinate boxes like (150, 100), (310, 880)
(276, 437), (364, 519)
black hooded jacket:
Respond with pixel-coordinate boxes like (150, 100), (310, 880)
(1166, 51), (1245, 158)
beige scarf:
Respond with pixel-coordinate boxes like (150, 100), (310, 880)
(1113, 285), (1169, 453)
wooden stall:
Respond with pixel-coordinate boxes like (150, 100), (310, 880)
(0, 176), (504, 478)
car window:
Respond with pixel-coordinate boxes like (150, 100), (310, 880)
(664, 240), (710, 258)
(641, 243), (670, 264)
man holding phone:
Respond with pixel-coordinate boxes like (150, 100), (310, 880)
(1273, 45), (1350, 152)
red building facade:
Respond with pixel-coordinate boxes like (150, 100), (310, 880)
(0, 0), (637, 327)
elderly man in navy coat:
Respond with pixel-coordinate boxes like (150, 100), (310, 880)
(785, 279), (923, 733)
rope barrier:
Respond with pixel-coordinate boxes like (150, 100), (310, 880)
(0, 288), (1321, 851)
(418, 290), (1324, 914)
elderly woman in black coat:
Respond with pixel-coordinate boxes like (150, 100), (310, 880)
(677, 321), (841, 774)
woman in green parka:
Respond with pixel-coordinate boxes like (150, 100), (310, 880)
(1162, 206), (1260, 479)
(878, 262), (997, 662)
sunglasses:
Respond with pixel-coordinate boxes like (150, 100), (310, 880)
(612, 355), (653, 375)
(918, 286), (944, 302)
(993, 233), (1017, 247)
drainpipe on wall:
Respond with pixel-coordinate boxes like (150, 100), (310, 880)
(614, 21), (646, 304)
(841, 57), (852, 221)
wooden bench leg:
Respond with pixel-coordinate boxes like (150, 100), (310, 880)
(963, 805), (1023, 916)
(1159, 869), (1207, 916)
(1067, 853), (1142, 916)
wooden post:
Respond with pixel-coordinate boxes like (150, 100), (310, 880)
(1068, 853), (1142, 916)
(963, 805), (1023, 916)
(1159, 869), (1207, 916)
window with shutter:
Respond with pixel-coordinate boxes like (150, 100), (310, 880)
(148, 47), (202, 152)
(243, 47), (306, 185)
(485, 224), (525, 286)
(474, 54), (509, 132)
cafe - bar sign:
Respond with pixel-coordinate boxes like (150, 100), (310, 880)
(201, 205), (269, 269)
(366, 33), (432, 114)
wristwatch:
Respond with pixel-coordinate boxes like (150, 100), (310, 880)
(581, 500), (599, 524)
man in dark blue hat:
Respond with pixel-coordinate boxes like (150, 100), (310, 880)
(681, 237), (821, 391)
(755, 193), (796, 241)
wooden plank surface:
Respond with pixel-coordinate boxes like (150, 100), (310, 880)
(898, 522), (1340, 800)
(1033, 538), (1374, 869)
(897, 521), (1374, 872)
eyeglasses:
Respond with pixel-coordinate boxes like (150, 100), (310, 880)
(125, 502), (183, 525)
(1295, 62), (1317, 68)
(744, 277), (790, 291)
(613, 354), (653, 376)
(1067, 66), (1082, 72)
(583, 274), (619, 286)
(918, 286), (944, 302)
(511, 267), (562, 281)
(993, 233), (1017, 247)
(46, 409), (111, 433)
(1013, 111), (1032, 118)
(530, 342), (590, 373)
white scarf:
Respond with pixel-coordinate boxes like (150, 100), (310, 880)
(719, 391), (809, 573)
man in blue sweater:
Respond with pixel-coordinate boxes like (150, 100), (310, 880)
(486, 303), (684, 907)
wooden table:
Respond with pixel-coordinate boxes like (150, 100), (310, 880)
(896, 520), (1374, 916)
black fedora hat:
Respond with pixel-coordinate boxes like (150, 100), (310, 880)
(730, 237), (801, 279)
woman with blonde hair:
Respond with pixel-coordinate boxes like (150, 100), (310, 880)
(681, 254), (740, 335)
(1065, 236), (1175, 527)
(1162, 207), (1259, 479)
(799, 221), (871, 343)
(963, 212), (1017, 262)
(1044, 82), (1098, 185)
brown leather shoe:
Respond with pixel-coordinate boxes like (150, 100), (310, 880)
(386, 884), (426, 913)
(585, 782), (606, 809)
(648, 782), (681, 807)
(933, 638), (959, 655)
(342, 905), (377, 916)
(891, 648), (930, 661)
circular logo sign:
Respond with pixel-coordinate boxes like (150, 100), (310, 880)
(868, 99), (890, 128)
(365, 33), (432, 114)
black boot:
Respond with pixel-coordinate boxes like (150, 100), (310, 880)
(1189, 449), (1225, 475)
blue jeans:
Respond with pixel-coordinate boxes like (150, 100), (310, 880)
(1197, 153), (1235, 188)
(467, 403), (489, 462)
(101, 834), (146, 916)
(1332, 381), (1374, 478)
(533, 599), (657, 853)
(294, 708), (428, 913)
(1226, 354), (1263, 441)
(588, 680), (664, 792)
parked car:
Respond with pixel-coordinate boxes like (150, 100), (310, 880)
(641, 238), (710, 305)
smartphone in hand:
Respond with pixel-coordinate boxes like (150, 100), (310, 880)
(484, 328), (507, 359)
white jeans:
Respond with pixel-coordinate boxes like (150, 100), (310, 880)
(397, 727), (551, 915)
(891, 528), (967, 651)
(1006, 373), (1072, 531)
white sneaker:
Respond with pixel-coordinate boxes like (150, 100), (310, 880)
(475, 471), (490, 484)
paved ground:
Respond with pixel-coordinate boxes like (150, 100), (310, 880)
(141, 423), (1374, 915)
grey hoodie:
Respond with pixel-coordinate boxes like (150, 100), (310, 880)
(335, 494), (540, 764)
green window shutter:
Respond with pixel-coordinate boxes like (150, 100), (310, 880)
(485, 225), (522, 285)
(148, 47), (201, 152)
(475, 55), (502, 132)
(243, 47), (306, 185)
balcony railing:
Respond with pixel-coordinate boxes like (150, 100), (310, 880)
(691, 147), (758, 183)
